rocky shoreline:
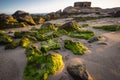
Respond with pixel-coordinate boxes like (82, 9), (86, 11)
(0, 1), (120, 80)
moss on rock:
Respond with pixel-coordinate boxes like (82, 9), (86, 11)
(0, 31), (13, 44)
(59, 22), (81, 32)
(20, 38), (31, 48)
(52, 29), (68, 38)
(68, 30), (94, 39)
(93, 25), (120, 31)
(41, 39), (60, 53)
(5, 41), (19, 49)
(24, 45), (63, 80)
(64, 40), (88, 55)
(39, 17), (45, 24)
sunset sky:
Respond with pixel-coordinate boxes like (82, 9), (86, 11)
(0, 0), (120, 14)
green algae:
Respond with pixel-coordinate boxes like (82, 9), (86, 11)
(24, 45), (63, 80)
(93, 25), (120, 31)
(64, 40), (88, 55)
(41, 39), (60, 53)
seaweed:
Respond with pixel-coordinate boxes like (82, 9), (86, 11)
(5, 41), (19, 49)
(0, 31), (13, 44)
(20, 38), (31, 48)
(24, 45), (63, 80)
(68, 30), (94, 39)
(41, 39), (60, 53)
(93, 25), (120, 31)
(64, 40), (88, 55)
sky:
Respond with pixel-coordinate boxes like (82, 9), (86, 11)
(0, 0), (120, 14)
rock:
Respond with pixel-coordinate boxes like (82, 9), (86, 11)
(24, 35), (38, 42)
(0, 14), (23, 29)
(64, 40), (88, 55)
(46, 11), (61, 20)
(56, 9), (62, 14)
(38, 17), (45, 24)
(0, 14), (17, 24)
(112, 10), (120, 17)
(97, 42), (108, 45)
(41, 22), (56, 29)
(63, 6), (79, 14)
(0, 31), (13, 44)
(41, 39), (60, 53)
(8, 30), (15, 33)
(24, 50), (64, 80)
(67, 64), (88, 80)
(20, 37), (31, 48)
(59, 21), (81, 31)
(12, 10), (35, 25)
(88, 36), (102, 43)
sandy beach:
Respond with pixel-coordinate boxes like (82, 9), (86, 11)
(0, 17), (120, 80)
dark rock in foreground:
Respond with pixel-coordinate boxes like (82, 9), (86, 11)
(67, 64), (88, 80)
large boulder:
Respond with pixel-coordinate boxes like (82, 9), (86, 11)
(12, 10), (35, 25)
(63, 6), (79, 14)
(59, 21), (81, 31)
(67, 65), (88, 80)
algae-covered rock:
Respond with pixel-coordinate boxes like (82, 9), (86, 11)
(14, 31), (37, 38)
(0, 31), (13, 44)
(59, 22), (81, 32)
(24, 46), (64, 80)
(67, 64), (88, 80)
(68, 30), (94, 39)
(39, 17), (45, 24)
(12, 10), (35, 25)
(25, 45), (42, 58)
(37, 23), (56, 34)
(5, 41), (19, 49)
(41, 39), (60, 53)
(93, 25), (120, 31)
(0, 13), (26, 29)
(35, 33), (53, 41)
(0, 30), (6, 35)
(0, 14), (17, 24)
(41, 22), (56, 30)
(14, 31), (29, 38)
(64, 40), (88, 55)
(52, 29), (68, 38)
(20, 38), (31, 48)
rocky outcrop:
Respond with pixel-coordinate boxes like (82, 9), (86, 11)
(0, 14), (17, 24)
(63, 6), (79, 14)
(0, 14), (26, 29)
(41, 22), (56, 29)
(12, 10), (35, 25)
(62, 2), (120, 15)
(59, 21), (81, 31)
(67, 64), (88, 80)
(45, 9), (62, 20)
(112, 10), (120, 17)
